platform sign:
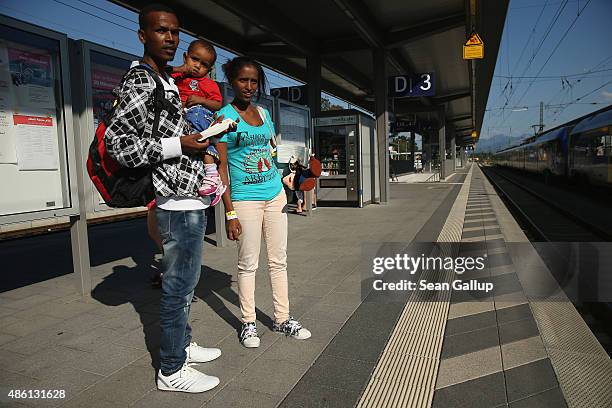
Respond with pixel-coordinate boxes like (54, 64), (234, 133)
(314, 115), (357, 126)
(391, 120), (415, 132)
(388, 73), (435, 98)
(463, 32), (484, 60)
(271, 85), (308, 105)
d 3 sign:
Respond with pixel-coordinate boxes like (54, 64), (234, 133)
(388, 73), (436, 98)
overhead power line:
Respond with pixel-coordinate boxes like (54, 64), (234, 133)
(494, 68), (612, 79)
(511, 0), (593, 108)
(495, 0), (569, 115)
(497, 0), (593, 127)
(51, 0), (190, 52)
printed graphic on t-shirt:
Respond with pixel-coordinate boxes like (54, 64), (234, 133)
(244, 149), (273, 174)
(236, 131), (269, 147)
(236, 129), (275, 185)
(189, 79), (198, 91)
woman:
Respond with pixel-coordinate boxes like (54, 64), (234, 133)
(217, 56), (311, 348)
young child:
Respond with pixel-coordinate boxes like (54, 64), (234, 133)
(171, 39), (226, 205)
(282, 155), (322, 195)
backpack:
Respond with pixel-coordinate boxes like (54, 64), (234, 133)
(86, 64), (176, 208)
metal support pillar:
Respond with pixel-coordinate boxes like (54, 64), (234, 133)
(305, 190), (313, 215)
(70, 121), (91, 296)
(451, 137), (456, 172)
(438, 108), (446, 180)
(374, 48), (389, 203)
(424, 132), (431, 172)
(70, 215), (91, 296)
(306, 54), (320, 214)
(461, 147), (466, 168)
(214, 202), (228, 247)
(69, 50), (92, 296)
(306, 54), (321, 117)
(409, 131), (415, 170)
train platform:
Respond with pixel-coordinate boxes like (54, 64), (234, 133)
(391, 172), (440, 183)
(0, 163), (610, 408)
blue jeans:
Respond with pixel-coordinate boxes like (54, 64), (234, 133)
(155, 208), (207, 375)
(185, 105), (214, 132)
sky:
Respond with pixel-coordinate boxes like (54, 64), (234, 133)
(481, 0), (612, 148)
(2, 0), (609, 153)
(0, 0), (351, 108)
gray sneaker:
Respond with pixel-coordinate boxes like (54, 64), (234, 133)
(273, 316), (312, 340)
(240, 322), (260, 348)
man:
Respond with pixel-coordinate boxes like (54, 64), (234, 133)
(105, 4), (228, 393)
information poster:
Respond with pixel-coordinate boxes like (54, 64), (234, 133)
(0, 41), (60, 170)
(0, 41), (17, 163)
(278, 104), (310, 164)
(8, 47), (55, 110)
(91, 63), (123, 128)
(13, 114), (58, 170)
(280, 105), (308, 147)
(0, 92), (17, 163)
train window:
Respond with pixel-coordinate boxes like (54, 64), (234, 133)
(604, 134), (612, 157)
(595, 136), (605, 157)
(573, 133), (591, 157)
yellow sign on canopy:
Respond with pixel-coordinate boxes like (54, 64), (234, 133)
(463, 32), (484, 59)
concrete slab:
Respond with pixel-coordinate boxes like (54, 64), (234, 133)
(204, 385), (282, 408)
(433, 371), (507, 408)
(1, 314), (64, 337)
(501, 337), (548, 370)
(69, 343), (147, 377)
(301, 302), (358, 324)
(436, 346), (503, 389)
(505, 358), (560, 403)
(231, 358), (311, 397)
(448, 300), (495, 319)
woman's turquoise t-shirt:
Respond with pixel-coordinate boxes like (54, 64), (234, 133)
(218, 104), (282, 201)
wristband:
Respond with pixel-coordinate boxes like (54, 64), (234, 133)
(225, 210), (238, 221)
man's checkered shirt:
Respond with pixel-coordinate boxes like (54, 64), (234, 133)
(104, 68), (205, 197)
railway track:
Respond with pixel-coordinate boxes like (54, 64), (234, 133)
(480, 164), (612, 355)
(480, 165), (611, 242)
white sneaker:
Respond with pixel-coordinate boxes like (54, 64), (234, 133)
(185, 342), (221, 363)
(240, 322), (260, 348)
(273, 316), (312, 340)
(157, 364), (219, 393)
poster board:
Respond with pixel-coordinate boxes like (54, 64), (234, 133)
(0, 16), (79, 224)
(70, 41), (136, 213)
(277, 99), (311, 165)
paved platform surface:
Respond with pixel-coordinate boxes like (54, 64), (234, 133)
(2, 163), (609, 408)
(0, 167), (465, 407)
(392, 172), (438, 183)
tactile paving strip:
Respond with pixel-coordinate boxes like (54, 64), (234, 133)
(357, 166), (473, 408)
(547, 349), (612, 408)
(531, 301), (608, 357)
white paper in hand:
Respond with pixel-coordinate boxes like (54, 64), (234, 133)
(197, 118), (237, 142)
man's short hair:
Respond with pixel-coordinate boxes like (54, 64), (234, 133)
(138, 3), (177, 30)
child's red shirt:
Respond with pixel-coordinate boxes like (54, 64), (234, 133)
(170, 73), (222, 106)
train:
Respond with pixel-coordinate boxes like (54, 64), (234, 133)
(493, 105), (612, 187)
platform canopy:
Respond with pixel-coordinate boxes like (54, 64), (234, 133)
(112, 0), (508, 145)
